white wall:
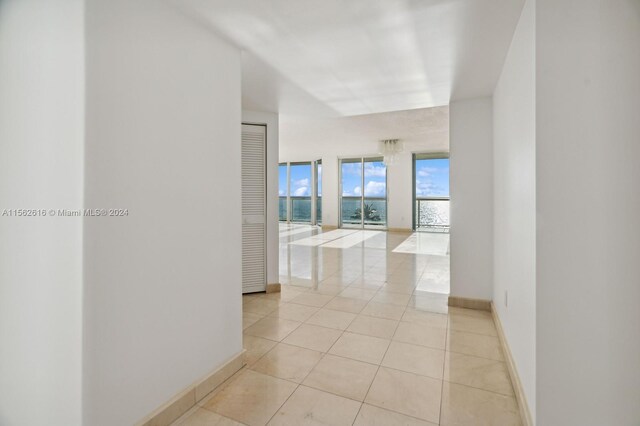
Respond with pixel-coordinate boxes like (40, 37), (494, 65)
(449, 98), (494, 300)
(279, 107), (449, 229)
(493, 0), (536, 421)
(243, 110), (280, 285)
(536, 0), (640, 423)
(0, 1), (84, 425)
(83, 1), (242, 424)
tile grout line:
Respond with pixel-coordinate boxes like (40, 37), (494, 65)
(438, 312), (450, 425)
(350, 298), (405, 426)
(262, 318), (347, 426)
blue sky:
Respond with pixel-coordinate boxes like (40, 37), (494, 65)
(415, 158), (449, 197)
(278, 164), (287, 196)
(279, 158), (447, 198)
(342, 160), (386, 197)
(279, 163), (312, 197)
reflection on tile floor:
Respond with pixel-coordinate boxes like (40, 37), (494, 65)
(173, 225), (521, 426)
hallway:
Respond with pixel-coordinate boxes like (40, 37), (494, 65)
(173, 228), (520, 425)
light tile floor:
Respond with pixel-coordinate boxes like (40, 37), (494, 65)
(173, 226), (521, 426)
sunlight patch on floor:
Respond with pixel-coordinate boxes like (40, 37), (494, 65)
(393, 232), (450, 255)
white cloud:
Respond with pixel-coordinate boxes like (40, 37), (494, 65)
(343, 186), (362, 197)
(417, 166), (438, 177)
(291, 178), (310, 196)
(364, 181), (386, 197)
(279, 189), (285, 196)
(364, 163), (386, 177)
(293, 186), (309, 196)
(342, 163), (362, 175)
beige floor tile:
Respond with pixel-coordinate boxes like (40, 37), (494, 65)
(269, 303), (319, 322)
(444, 352), (514, 396)
(440, 382), (521, 426)
(362, 271), (391, 282)
(320, 275), (355, 287)
(303, 354), (378, 401)
(407, 294), (449, 314)
(243, 335), (278, 366)
(267, 286), (307, 302)
(346, 315), (399, 339)
(386, 273), (420, 286)
(353, 404), (437, 426)
(197, 367), (247, 408)
(204, 369), (297, 426)
(393, 321), (447, 350)
(305, 308), (357, 331)
(447, 330), (504, 361)
(329, 332), (390, 364)
(361, 301), (405, 320)
(401, 308), (448, 329)
(349, 278), (385, 290)
(380, 282), (417, 295)
(173, 407), (244, 426)
(415, 277), (450, 295)
(382, 341), (445, 379)
(365, 367), (442, 424)
(243, 293), (264, 304)
(449, 314), (498, 336)
(268, 385), (361, 426)
(282, 323), (342, 352)
(324, 296), (368, 313)
(243, 298), (281, 316)
(244, 317), (301, 342)
(338, 287), (378, 301)
(251, 343), (323, 383)
(371, 290), (411, 306)
(313, 284), (347, 296)
(243, 312), (264, 330)
(290, 292), (334, 308)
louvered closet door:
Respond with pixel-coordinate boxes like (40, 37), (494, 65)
(241, 124), (267, 293)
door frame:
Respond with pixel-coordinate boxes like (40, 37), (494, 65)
(338, 156), (388, 230)
(241, 122), (267, 293)
(412, 152), (450, 232)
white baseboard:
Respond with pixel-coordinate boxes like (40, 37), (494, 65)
(491, 302), (533, 426)
(448, 296), (492, 311)
(136, 351), (244, 426)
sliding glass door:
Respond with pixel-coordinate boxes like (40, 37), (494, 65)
(278, 163), (288, 221)
(363, 158), (387, 227)
(413, 153), (450, 232)
(289, 162), (312, 223)
(315, 160), (322, 225)
(279, 160), (322, 225)
(340, 157), (387, 229)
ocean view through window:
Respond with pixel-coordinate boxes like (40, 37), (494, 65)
(340, 157), (387, 229)
(413, 154), (450, 232)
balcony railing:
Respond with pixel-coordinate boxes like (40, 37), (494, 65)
(290, 197), (311, 222)
(279, 196), (321, 224)
(279, 196), (287, 221)
(341, 196), (386, 226)
(416, 197), (450, 231)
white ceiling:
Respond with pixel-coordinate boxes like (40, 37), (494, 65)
(279, 106), (449, 160)
(179, 0), (524, 117)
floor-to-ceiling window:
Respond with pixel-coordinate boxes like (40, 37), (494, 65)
(289, 162), (312, 223)
(363, 158), (387, 227)
(278, 163), (288, 221)
(413, 153), (450, 232)
(340, 157), (387, 229)
(279, 161), (321, 225)
(315, 160), (322, 225)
